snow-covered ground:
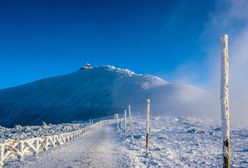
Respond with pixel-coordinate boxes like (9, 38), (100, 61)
(1, 116), (247, 167)
(0, 122), (87, 143)
(118, 116), (248, 168)
(5, 124), (131, 168)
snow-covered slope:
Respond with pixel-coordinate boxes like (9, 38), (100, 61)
(120, 116), (248, 167)
(0, 65), (208, 127)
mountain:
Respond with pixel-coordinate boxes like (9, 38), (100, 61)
(0, 65), (208, 127)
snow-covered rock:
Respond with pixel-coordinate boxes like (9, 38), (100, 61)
(0, 65), (208, 127)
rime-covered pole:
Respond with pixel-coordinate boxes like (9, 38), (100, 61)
(128, 105), (134, 142)
(137, 111), (140, 124)
(0, 144), (4, 168)
(116, 113), (119, 131)
(220, 34), (231, 168)
(114, 114), (116, 129)
(146, 99), (151, 156)
(124, 110), (127, 135)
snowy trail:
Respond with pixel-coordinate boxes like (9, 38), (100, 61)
(7, 124), (131, 168)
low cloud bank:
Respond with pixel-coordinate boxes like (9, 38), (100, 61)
(160, 0), (248, 127)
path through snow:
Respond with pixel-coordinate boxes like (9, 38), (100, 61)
(6, 124), (131, 168)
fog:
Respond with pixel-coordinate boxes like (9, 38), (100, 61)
(171, 0), (248, 127)
(112, 0), (248, 128)
(207, 0), (248, 127)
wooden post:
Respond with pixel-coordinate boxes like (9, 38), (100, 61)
(114, 114), (116, 126)
(35, 139), (39, 154)
(220, 34), (231, 168)
(19, 141), (24, 161)
(137, 111), (140, 125)
(128, 105), (134, 142)
(120, 115), (123, 130)
(114, 114), (118, 131)
(44, 137), (49, 150)
(116, 113), (119, 132)
(124, 110), (127, 135)
(0, 144), (4, 168)
(146, 99), (151, 156)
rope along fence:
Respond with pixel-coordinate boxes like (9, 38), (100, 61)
(0, 119), (113, 167)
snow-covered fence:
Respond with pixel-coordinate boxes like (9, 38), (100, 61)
(0, 120), (112, 167)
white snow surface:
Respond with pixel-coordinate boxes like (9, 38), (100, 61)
(3, 116), (248, 168)
(101, 65), (136, 76)
(0, 122), (86, 143)
(118, 116), (248, 168)
(6, 124), (131, 168)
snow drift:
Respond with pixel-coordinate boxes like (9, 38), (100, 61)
(0, 65), (209, 127)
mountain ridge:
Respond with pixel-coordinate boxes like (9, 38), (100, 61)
(0, 65), (207, 127)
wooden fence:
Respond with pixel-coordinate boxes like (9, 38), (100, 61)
(0, 120), (113, 167)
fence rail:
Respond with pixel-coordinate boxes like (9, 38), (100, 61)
(0, 119), (113, 167)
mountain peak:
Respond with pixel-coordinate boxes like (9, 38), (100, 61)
(79, 64), (167, 88)
(0, 64), (206, 127)
(101, 65), (135, 76)
(80, 64), (136, 76)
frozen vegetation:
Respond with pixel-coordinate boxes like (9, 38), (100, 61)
(0, 122), (86, 143)
(118, 116), (248, 167)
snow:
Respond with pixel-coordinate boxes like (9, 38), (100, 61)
(5, 124), (131, 168)
(220, 34), (231, 166)
(2, 116), (247, 167)
(117, 116), (248, 168)
(101, 65), (136, 76)
(2, 64), (242, 167)
(0, 65), (208, 127)
(0, 122), (87, 143)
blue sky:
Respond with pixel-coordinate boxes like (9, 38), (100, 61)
(0, 0), (226, 89)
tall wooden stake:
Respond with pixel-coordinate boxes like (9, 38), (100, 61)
(124, 110), (127, 135)
(114, 114), (116, 129)
(137, 111), (140, 124)
(128, 105), (133, 142)
(116, 113), (119, 132)
(146, 99), (151, 157)
(220, 34), (231, 168)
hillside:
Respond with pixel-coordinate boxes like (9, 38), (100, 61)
(0, 65), (207, 127)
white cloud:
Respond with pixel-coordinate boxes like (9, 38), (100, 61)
(203, 0), (248, 127)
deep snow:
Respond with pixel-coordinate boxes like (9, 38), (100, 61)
(2, 116), (248, 167)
